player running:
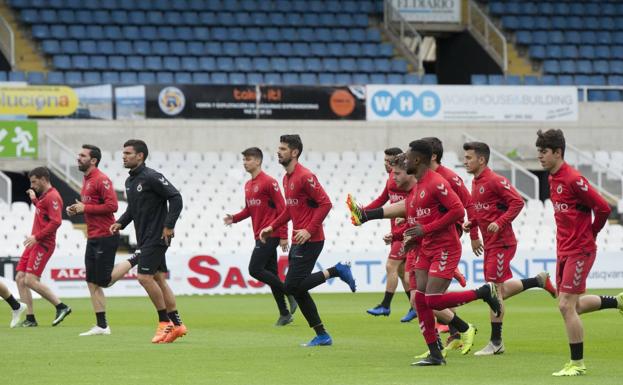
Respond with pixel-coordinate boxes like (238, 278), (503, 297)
(348, 140), (501, 366)
(462, 141), (557, 356)
(15, 167), (71, 327)
(536, 129), (623, 376)
(67, 144), (139, 336)
(224, 147), (297, 326)
(259, 134), (356, 347)
(110, 140), (186, 344)
(362, 147), (417, 322)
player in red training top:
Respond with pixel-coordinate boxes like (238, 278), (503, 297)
(259, 134), (356, 347)
(67, 144), (138, 336)
(15, 167), (71, 327)
(224, 147), (297, 326)
(348, 140), (501, 366)
(536, 129), (623, 376)
(462, 141), (557, 356)
(361, 147), (417, 322)
(420, 137), (476, 353)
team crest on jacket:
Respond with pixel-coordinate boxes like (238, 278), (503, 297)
(253, 185), (259, 193)
(479, 186), (485, 194)
(420, 190), (425, 198)
(290, 183), (295, 190)
(556, 184), (563, 194)
(137, 184), (143, 192)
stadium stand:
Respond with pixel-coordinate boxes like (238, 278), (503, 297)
(4, 0), (438, 85)
(4, 150), (622, 259)
(472, 0), (623, 101)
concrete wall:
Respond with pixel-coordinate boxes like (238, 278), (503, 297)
(37, 102), (622, 158)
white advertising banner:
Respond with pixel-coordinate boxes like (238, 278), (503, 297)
(366, 85), (579, 122)
(391, 0), (462, 23)
(2, 249), (622, 298)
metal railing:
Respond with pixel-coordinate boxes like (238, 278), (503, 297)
(0, 15), (14, 69)
(383, 0), (424, 74)
(0, 171), (11, 204)
(565, 143), (623, 202)
(466, 0), (507, 73)
(45, 133), (82, 189)
(463, 132), (539, 200)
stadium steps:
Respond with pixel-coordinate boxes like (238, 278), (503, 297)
(506, 40), (539, 77)
(0, 2), (46, 72)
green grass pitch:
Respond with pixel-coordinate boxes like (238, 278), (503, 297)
(2, 290), (622, 385)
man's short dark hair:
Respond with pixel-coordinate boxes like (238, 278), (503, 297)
(28, 166), (50, 181)
(280, 134), (303, 158)
(536, 129), (565, 158)
(241, 147), (263, 163)
(123, 139), (149, 160)
(389, 153), (407, 169)
(408, 140), (432, 164)
(421, 137), (443, 163)
(384, 147), (403, 157)
(463, 141), (490, 164)
(82, 144), (101, 167)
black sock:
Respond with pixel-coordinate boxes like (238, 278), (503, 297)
(380, 291), (394, 308)
(327, 266), (338, 278)
(491, 322), (503, 344)
(157, 309), (169, 323)
(405, 290), (411, 301)
(449, 314), (469, 333)
(313, 323), (327, 336)
(26, 314), (36, 322)
(570, 342), (583, 361)
(362, 207), (383, 222)
(5, 295), (20, 310)
(127, 255), (139, 267)
(475, 284), (490, 299)
(96, 312), (107, 328)
(168, 310), (182, 326)
(521, 277), (539, 290)
(448, 324), (459, 336)
(55, 302), (67, 310)
(599, 295), (619, 309)
(427, 341), (443, 360)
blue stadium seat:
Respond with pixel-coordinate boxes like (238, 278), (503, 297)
(358, 58), (374, 73)
(387, 73), (404, 84)
(300, 73), (318, 85)
(246, 72), (263, 84)
(114, 41), (132, 55)
(27, 71), (45, 84)
(156, 72), (174, 84)
(108, 55), (126, 71)
(83, 71), (102, 84)
(322, 58), (340, 73)
(579, 46), (596, 59)
(241, 42), (258, 56)
(488, 74), (504, 85)
(335, 73), (352, 84)
(52, 55), (71, 70)
(564, 31), (581, 44)
(561, 45), (578, 59)
(574, 75), (591, 85)
(373, 58), (391, 73)
(89, 55), (107, 70)
(540, 75), (557, 85)
(557, 75), (574, 85)
(523, 75), (540, 85)
(235, 57), (252, 72)
(264, 73), (282, 85)
(611, 60), (623, 75)
(216, 57), (234, 72)
(304, 58), (322, 72)
(471, 74), (487, 85)
(369, 73), (387, 84)
(515, 31), (531, 45)
(282, 73), (300, 84)
(543, 60), (560, 74)
(422, 74), (438, 84)
(144, 56), (162, 71)
(170, 42), (187, 56)
(223, 42), (240, 56)
(575, 60), (593, 74)
(612, 46), (623, 60)
(587, 90), (606, 102)
(46, 71), (64, 84)
(353, 73), (370, 84)
(318, 73), (335, 85)
(64, 71), (83, 85)
(275, 42), (292, 56)
(192, 72), (211, 84)
(253, 57), (271, 72)
(506, 75), (521, 85)
(8, 71), (26, 82)
(529, 45), (546, 60)
(31, 25), (48, 39)
(196, 57), (215, 72)
(258, 42), (275, 56)
(270, 57), (288, 72)
(288, 58), (305, 72)
(174, 72), (192, 84)
(137, 72), (155, 84)
(41, 40), (60, 55)
(50, 25), (68, 39)
(605, 90), (622, 102)
(339, 58), (356, 72)
(96, 70), (118, 84)
(533, 31), (548, 45)
(193, 27), (210, 40)
(205, 42), (222, 56)
(292, 42), (310, 57)
(593, 60), (610, 75)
